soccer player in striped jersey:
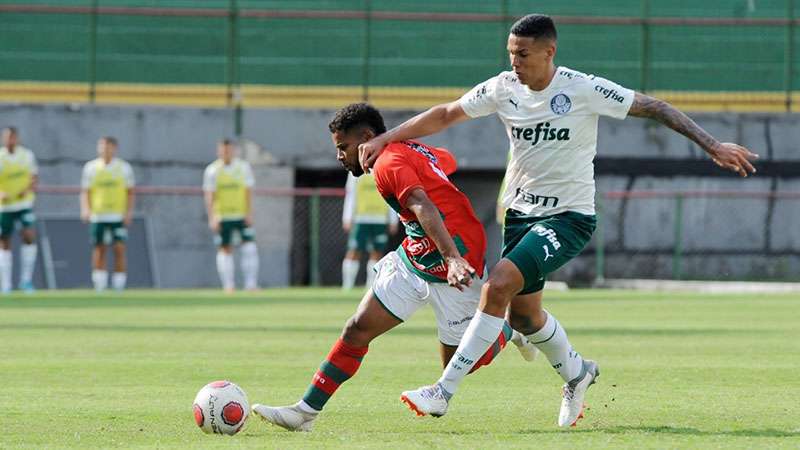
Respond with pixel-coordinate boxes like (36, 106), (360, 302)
(359, 14), (758, 427)
(80, 136), (135, 291)
(0, 127), (39, 293)
(203, 139), (260, 293)
(251, 103), (538, 432)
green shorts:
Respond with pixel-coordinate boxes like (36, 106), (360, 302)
(216, 219), (255, 247)
(0, 208), (36, 238)
(90, 221), (127, 246)
(502, 210), (596, 295)
(347, 223), (388, 253)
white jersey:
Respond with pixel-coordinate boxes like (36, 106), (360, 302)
(459, 67), (634, 216)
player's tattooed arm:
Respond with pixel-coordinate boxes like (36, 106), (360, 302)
(628, 92), (758, 177)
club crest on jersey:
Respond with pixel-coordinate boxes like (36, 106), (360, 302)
(550, 93), (572, 115)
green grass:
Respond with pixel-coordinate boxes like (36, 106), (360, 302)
(1, 288), (799, 449)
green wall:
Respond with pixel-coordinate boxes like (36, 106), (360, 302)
(0, 0), (796, 91)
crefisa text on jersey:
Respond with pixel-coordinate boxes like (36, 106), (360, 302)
(594, 85), (626, 103)
(510, 122), (571, 147)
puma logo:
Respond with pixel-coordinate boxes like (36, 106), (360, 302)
(542, 244), (554, 262)
(508, 98), (519, 110)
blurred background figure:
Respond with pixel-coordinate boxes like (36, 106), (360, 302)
(80, 136), (135, 292)
(203, 139), (259, 293)
(0, 127), (38, 293)
(341, 172), (398, 289)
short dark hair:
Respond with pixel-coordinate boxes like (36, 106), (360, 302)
(100, 136), (117, 146)
(510, 14), (557, 41)
(328, 103), (386, 135)
(2, 127), (17, 135)
(218, 138), (234, 146)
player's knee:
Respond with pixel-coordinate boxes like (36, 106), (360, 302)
(482, 271), (521, 308)
(341, 316), (373, 347)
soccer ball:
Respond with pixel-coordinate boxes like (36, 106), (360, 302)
(193, 380), (249, 435)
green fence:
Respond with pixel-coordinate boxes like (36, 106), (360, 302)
(1, 0), (798, 105)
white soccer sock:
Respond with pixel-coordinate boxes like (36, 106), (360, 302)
(437, 311), (505, 396)
(112, 272), (127, 291)
(365, 259), (378, 287)
(216, 251), (235, 291)
(341, 259), (359, 289)
(241, 242), (260, 290)
(20, 243), (37, 285)
(0, 249), (11, 292)
(526, 310), (584, 383)
(92, 269), (108, 292)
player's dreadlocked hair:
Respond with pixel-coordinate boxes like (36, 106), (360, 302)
(328, 103), (387, 135)
(510, 14), (557, 41)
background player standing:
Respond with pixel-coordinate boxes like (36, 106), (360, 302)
(80, 136), (135, 292)
(341, 172), (398, 289)
(203, 139), (260, 293)
(0, 127), (39, 293)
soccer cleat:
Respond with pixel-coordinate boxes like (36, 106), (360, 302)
(251, 403), (317, 432)
(510, 331), (539, 362)
(400, 383), (448, 418)
(558, 359), (599, 427)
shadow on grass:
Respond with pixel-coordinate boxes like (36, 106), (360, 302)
(0, 322), (767, 337)
(514, 425), (799, 438)
(0, 322), (429, 336)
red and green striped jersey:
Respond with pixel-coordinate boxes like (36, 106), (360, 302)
(372, 140), (486, 282)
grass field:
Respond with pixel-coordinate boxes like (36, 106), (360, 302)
(1, 288), (798, 449)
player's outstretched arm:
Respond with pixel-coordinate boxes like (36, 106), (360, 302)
(359, 101), (470, 172)
(628, 92), (759, 177)
(404, 187), (475, 291)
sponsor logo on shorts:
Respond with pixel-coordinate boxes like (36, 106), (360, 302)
(542, 245), (554, 261)
(532, 224), (561, 250)
(447, 315), (474, 328)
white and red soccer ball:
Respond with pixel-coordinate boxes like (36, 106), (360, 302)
(193, 380), (249, 435)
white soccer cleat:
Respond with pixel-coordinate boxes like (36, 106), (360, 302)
(510, 331), (539, 362)
(400, 383), (449, 417)
(251, 403), (317, 432)
(558, 359), (599, 427)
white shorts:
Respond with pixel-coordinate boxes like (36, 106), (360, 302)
(371, 251), (484, 346)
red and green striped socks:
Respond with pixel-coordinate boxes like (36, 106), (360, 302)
(301, 338), (368, 411)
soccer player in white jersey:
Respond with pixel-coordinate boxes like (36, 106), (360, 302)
(0, 127), (39, 293)
(359, 14), (758, 427)
(80, 137), (135, 291)
(203, 139), (260, 293)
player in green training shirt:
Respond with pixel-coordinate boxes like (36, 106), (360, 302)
(341, 172), (398, 289)
(0, 127), (39, 293)
(203, 139), (260, 293)
(80, 136), (135, 291)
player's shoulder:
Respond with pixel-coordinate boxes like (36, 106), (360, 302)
(485, 70), (520, 94)
(83, 157), (101, 169)
(205, 159), (222, 172)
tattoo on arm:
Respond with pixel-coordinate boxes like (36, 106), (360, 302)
(628, 92), (719, 153)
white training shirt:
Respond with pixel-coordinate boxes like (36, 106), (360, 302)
(459, 67), (634, 217)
